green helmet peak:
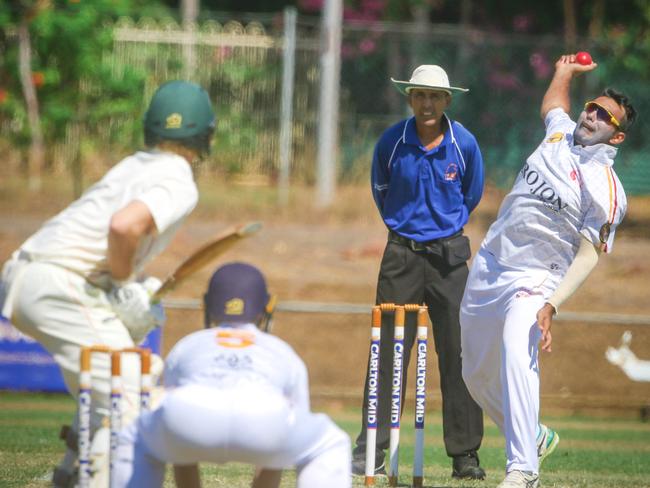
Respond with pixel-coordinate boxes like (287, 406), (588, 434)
(144, 80), (216, 155)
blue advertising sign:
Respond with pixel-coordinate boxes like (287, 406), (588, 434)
(0, 317), (161, 392)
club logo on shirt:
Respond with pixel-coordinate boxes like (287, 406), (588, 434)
(546, 132), (564, 143)
(165, 113), (183, 129)
(444, 163), (458, 181)
(599, 222), (611, 244)
(214, 353), (254, 369)
(520, 163), (568, 212)
(570, 169), (582, 187)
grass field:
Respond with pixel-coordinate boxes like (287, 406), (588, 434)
(1, 393), (649, 487)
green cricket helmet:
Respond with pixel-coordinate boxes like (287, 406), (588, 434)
(144, 80), (216, 156)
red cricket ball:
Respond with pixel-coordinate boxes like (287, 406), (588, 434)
(576, 51), (593, 65)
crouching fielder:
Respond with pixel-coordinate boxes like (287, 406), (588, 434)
(112, 262), (351, 488)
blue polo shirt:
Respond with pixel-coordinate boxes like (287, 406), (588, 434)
(371, 115), (484, 242)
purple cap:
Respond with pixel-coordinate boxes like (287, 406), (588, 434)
(204, 262), (270, 325)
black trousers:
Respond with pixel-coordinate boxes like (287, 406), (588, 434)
(353, 239), (484, 461)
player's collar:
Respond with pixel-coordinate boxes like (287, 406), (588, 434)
(571, 142), (618, 167)
(217, 322), (257, 330)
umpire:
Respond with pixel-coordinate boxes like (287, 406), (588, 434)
(351, 65), (485, 479)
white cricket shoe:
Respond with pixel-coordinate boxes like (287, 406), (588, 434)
(88, 426), (110, 488)
(497, 470), (539, 488)
(537, 424), (560, 466)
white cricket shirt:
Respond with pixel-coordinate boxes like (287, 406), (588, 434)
(483, 108), (626, 282)
(163, 325), (310, 413)
(18, 150), (198, 287)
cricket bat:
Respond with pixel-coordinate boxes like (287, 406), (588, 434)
(152, 221), (262, 301)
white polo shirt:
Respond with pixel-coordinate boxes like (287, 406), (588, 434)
(18, 150), (198, 288)
(483, 108), (626, 283)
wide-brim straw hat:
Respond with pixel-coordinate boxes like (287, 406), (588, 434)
(391, 65), (469, 95)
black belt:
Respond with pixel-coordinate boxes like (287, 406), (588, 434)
(388, 230), (462, 253)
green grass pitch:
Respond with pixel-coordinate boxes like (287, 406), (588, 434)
(1, 392), (649, 487)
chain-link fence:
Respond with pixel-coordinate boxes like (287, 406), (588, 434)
(339, 21), (650, 193)
(106, 14), (323, 183)
(109, 15), (650, 194)
(5, 12), (649, 194)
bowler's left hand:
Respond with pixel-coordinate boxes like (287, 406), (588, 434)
(536, 303), (556, 353)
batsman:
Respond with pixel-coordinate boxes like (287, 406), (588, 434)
(0, 80), (216, 487)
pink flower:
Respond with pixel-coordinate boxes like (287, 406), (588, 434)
(359, 38), (376, 54)
(213, 47), (232, 63)
(513, 14), (532, 33)
(362, 0), (385, 13)
(298, 0), (323, 13)
(341, 44), (356, 59)
(344, 7), (361, 21)
(529, 52), (552, 79)
(481, 112), (496, 126)
(488, 71), (521, 91)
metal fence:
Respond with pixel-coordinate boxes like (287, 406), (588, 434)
(338, 22), (650, 193)
(9, 12), (650, 195)
(108, 13), (322, 182)
(113, 14), (650, 194)
(163, 297), (650, 326)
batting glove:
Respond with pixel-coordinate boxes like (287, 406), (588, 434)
(108, 277), (165, 344)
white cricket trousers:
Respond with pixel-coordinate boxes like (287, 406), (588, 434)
(112, 383), (352, 488)
(8, 261), (161, 430)
(460, 249), (552, 475)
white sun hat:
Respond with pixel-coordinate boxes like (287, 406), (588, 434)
(391, 65), (469, 95)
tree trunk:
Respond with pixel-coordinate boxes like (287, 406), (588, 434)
(455, 0), (473, 83)
(18, 20), (45, 191)
(181, 0), (199, 79)
(410, 4), (429, 68)
(588, 0), (605, 40)
(387, 35), (401, 115)
(563, 0), (577, 52)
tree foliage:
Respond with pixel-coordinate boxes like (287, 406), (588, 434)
(3, 0), (648, 149)
(0, 0), (173, 162)
(2, 0), (650, 191)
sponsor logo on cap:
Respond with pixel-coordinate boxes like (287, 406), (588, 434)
(225, 298), (245, 316)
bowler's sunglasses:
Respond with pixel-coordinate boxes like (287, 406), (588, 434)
(584, 101), (622, 130)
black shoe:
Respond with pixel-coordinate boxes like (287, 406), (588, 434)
(351, 456), (386, 477)
(452, 453), (486, 480)
(52, 467), (78, 488)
